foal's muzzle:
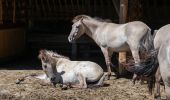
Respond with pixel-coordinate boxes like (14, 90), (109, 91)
(50, 77), (57, 87)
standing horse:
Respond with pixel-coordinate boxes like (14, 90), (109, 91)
(131, 24), (170, 100)
(68, 15), (153, 82)
(38, 49), (106, 88)
(153, 24), (170, 100)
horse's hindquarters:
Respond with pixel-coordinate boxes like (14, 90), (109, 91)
(75, 61), (104, 82)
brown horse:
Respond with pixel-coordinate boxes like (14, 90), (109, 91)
(68, 15), (153, 82)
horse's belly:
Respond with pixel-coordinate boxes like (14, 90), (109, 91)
(109, 43), (130, 52)
(61, 72), (79, 84)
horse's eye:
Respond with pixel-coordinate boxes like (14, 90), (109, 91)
(76, 28), (78, 31)
(44, 65), (47, 69)
(76, 26), (79, 28)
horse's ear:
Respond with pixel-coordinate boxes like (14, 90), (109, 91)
(38, 50), (49, 62)
(39, 49), (46, 54)
(52, 54), (56, 57)
(72, 16), (83, 23)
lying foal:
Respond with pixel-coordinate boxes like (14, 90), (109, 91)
(38, 49), (106, 89)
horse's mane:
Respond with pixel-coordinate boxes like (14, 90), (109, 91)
(72, 15), (91, 23)
(45, 50), (70, 60)
(72, 15), (112, 23)
(93, 17), (112, 23)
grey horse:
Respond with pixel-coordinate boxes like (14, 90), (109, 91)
(38, 49), (107, 89)
(68, 15), (153, 82)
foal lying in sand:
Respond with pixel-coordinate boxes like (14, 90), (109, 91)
(37, 49), (106, 89)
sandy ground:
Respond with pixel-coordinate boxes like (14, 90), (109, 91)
(0, 70), (165, 100)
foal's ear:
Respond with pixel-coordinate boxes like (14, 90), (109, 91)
(38, 49), (49, 62)
(39, 49), (46, 54)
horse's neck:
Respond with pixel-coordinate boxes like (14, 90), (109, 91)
(55, 58), (70, 66)
(83, 19), (102, 39)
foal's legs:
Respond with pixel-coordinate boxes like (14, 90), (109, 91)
(154, 67), (161, 99)
(70, 73), (87, 88)
(96, 73), (107, 86)
(101, 47), (118, 79)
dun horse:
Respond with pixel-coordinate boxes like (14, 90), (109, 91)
(152, 24), (170, 100)
(38, 49), (106, 88)
(131, 24), (170, 100)
(68, 15), (153, 82)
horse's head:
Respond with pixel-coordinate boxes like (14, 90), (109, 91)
(38, 50), (57, 85)
(68, 16), (86, 43)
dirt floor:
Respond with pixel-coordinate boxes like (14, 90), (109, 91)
(0, 70), (166, 100)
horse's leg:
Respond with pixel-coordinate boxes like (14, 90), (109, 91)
(101, 47), (118, 79)
(129, 46), (140, 84)
(154, 67), (161, 100)
(70, 73), (87, 89)
(96, 73), (107, 86)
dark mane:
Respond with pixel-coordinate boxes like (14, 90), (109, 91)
(93, 17), (112, 23)
(72, 15), (112, 23)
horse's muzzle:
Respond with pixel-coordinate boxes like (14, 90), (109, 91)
(68, 36), (74, 43)
(50, 77), (57, 87)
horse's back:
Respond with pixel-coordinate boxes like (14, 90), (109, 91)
(154, 24), (170, 50)
(125, 21), (150, 35)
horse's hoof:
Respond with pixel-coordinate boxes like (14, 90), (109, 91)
(106, 75), (110, 80)
(61, 85), (68, 90)
(130, 80), (135, 86)
(15, 79), (21, 84)
(52, 83), (57, 87)
(115, 74), (120, 79)
(15, 78), (24, 84)
(156, 97), (161, 100)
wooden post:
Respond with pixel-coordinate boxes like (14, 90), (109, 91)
(0, 0), (3, 24)
(28, 0), (33, 29)
(119, 0), (128, 75)
(12, 0), (16, 23)
(119, 0), (128, 23)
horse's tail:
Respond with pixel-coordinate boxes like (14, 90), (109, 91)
(148, 72), (156, 95)
(125, 49), (158, 94)
(140, 28), (154, 52)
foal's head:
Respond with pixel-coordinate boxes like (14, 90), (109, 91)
(38, 50), (57, 83)
(68, 15), (88, 42)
